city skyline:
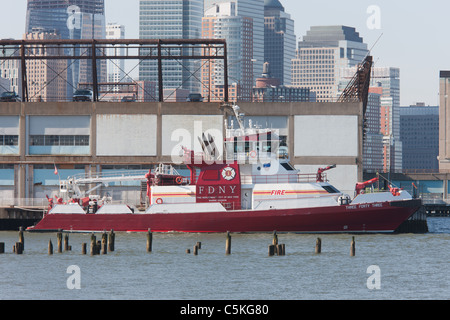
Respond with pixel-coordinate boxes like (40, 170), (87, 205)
(0, 0), (448, 106)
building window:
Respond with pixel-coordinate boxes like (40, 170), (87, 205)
(30, 135), (89, 146)
(2, 135), (19, 146)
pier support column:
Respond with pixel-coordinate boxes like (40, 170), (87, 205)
(444, 179), (448, 203)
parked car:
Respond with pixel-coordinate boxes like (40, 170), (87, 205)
(0, 91), (21, 102)
(186, 93), (204, 102)
(121, 96), (136, 102)
(73, 89), (93, 102)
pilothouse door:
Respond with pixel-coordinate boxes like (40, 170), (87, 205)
(241, 188), (253, 209)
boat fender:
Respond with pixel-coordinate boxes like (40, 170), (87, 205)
(156, 198), (163, 204)
(175, 176), (183, 185)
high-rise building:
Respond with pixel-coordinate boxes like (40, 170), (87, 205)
(24, 29), (68, 102)
(340, 66), (402, 172)
(438, 71), (450, 172)
(201, 2), (254, 102)
(106, 23), (126, 92)
(372, 68), (402, 172)
(400, 103), (439, 171)
(205, 0), (265, 85)
(139, 0), (203, 98)
(292, 25), (369, 102)
(0, 43), (22, 95)
(25, 0), (106, 98)
(263, 0), (296, 85)
(364, 87), (384, 172)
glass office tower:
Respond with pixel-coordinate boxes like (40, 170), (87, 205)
(139, 0), (204, 98)
(25, 0), (106, 99)
(263, 0), (296, 85)
(292, 25), (369, 102)
(204, 0), (264, 85)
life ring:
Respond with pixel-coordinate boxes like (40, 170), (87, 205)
(250, 150), (257, 158)
(175, 176), (183, 185)
(156, 198), (163, 204)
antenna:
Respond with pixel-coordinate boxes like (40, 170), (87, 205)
(369, 33), (383, 55)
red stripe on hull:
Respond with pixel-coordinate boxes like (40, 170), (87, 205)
(29, 200), (420, 233)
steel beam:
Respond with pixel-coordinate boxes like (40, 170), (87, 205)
(0, 39), (229, 103)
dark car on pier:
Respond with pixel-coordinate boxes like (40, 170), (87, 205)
(73, 89), (93, 102)
(0, 91), (21, 102)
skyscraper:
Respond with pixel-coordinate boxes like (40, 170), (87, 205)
(438, 71), (450, 172)
(340, 66), (402, 172)
(25, 0), (106, 98)
(202, 2), (254, 102)
(106, 23), (126, 92)
(25, 29), (68, 102)
(292, 25), (369, 102)
(400, 103), (439, 171)
(205, 0), (265, 85)
(263, 0), (296, 85)
(139, 0), (204, 98)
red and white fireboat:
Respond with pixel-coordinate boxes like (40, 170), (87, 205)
(27, 108), (421, 233)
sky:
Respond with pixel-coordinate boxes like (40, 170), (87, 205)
(1, 0), (448, 106)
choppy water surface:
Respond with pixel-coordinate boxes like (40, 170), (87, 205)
(0, 217), (449, 300)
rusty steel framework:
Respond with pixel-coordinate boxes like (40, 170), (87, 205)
(0, 38), (229, 102)
(337, 55), (373, 144)
(337, 55), (373, 114)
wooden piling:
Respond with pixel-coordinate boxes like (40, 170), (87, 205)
(101, 232), (108, 254)
(82, 243), (87, 255)
(315, 238), (322, 254)
(64, 234), (69, 251)
(18, 226), (24, 250)
(48, 239), (53, 255)
(225, 231), (231, 255)
(90, 233), (97, 256)
(186, 249), (191, 254)
(193, 244), (198, 255)
(276, 244), (284, 256)
(0, 242), (4, 254)
(108, 230), (115, 252)
(268, 244), (275, 256)
(272, 230), (278, 246)
(146, 229), (153, 253)
(57, 231), (63, 253)
(196, 242), (201, 250)
(15, 242), (23, 254)
(350, 236), (356, 256)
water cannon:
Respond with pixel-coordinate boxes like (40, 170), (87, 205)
(355, 177), (379, 195)
(316, 164), (337, 182)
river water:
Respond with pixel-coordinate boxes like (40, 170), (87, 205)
(0, 217), (448, 301)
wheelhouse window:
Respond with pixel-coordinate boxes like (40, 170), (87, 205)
(322, 185), (340, 194)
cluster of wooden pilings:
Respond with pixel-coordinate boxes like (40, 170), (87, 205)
(48, 229), (116, 256)
(0, 228), (358, 257)
(0, 226), (26, 254)
(268, 231), (286, 256)
(267, 231), (356, 257)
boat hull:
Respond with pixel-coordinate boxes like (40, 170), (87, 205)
(28, 199), (422, 233)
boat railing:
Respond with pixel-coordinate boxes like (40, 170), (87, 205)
(68, 170), (150, 184)
(0, 197), (47, 208)
(149, 193), (340, 212)
(149, 172), (323, 186)
(240, 173), (324, 184)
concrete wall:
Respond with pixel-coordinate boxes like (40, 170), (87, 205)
(0, 101), (363, 200)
